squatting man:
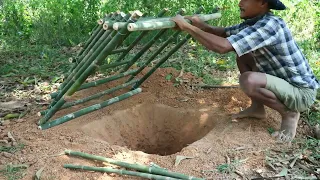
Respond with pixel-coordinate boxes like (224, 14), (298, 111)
(171, 0), (319, 142)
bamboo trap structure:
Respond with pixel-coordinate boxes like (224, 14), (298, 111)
(38, 7), (222, 130)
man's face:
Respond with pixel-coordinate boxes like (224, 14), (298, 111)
(239, 0), (268, 19)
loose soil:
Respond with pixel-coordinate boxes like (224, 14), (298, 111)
(0, 67), (309, 180)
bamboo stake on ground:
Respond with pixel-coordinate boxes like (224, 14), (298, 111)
(39, 79), (139, 116)
(49, 69), (137, 100)
(64, 165), (180, 180)
(64, 150), (204, 180)
(39, 88), (142, 130)
(128, 13), (221, 31)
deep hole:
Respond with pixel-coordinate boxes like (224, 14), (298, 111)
(82, 103), (218, 156)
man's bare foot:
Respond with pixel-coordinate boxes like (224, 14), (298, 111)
(272, 111), (300, 142)
(232, 105), (266, 119)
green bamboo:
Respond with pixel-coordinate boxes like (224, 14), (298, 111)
(38, 13), (136, 125)
(115, 8), (179, 63)
(78, 13), (122, 60)
(39, 88), (142, 130)
(110, 47), (127, 54)
(133, 34), (193, 89)
(57, 17), (118, 92)
(49, 69), (137, 100)
(51, 14), (127, 101)
(64, 165), (180, 180)
(65, 11), (142, 96)
(99, 59), (131, 70)
(64, 150), (204, 180)
(78, 13), (114, 57)
(127, 31), (182, 82)
(118, 9), (186, 71)
(40, 79), (138, 116)
(128, 13), (221, 31)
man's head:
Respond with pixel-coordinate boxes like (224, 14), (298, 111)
(239, 0), (286, 19)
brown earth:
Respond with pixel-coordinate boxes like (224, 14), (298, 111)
(0, 67), (307, 180)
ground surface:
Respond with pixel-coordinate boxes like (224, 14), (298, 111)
(0, 68), (314, 180)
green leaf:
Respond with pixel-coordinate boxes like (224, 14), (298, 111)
(165, 73), (173, 81)
(276, 168), (288, 177)
(267, 127), (275, 134)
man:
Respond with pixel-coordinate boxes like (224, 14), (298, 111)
(171, 0), (319, 142)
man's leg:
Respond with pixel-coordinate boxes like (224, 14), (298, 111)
(232, 54), (266, 119)
(238, 72), (300, 142)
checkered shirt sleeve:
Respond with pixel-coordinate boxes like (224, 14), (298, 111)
(226, 19), (279, 57)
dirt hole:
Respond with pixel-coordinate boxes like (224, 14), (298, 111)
(82, 103), (221, 156)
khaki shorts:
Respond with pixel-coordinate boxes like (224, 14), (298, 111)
(266, 74), (317, 112)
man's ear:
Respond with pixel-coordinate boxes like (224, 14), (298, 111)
(261, 0), (269, 9)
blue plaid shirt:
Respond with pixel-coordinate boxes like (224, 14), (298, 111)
(225, 12), (319, 89)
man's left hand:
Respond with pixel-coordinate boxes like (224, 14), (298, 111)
(171, 15), (189, 31)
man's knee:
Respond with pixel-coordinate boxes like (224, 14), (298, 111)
(239, 72), (266, 96)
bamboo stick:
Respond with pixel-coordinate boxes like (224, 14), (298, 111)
(110, 47), (127, 54)
(128, 13), (221, 31)
(48, 69), (137, 100)
(65, 12), (142, 96)
(39, 79), (139, 116)
(77, 13), (114, 57)
(64, 165), (180, 180)
(114, 8), (170, 63)
(39, 88), (142, 130)
(133, 34), (193, 89)
(38, 13), (136, 124)
(57, 16), (119, 92)
(99, 59), (131, 70)
(64, 150), (204, 180)
(50, 14), (128, 102)
(127, 31), (181, 82)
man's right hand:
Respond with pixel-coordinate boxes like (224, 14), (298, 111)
(185, 15), (206, 29)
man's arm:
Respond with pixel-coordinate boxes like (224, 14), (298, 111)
(184, 16), (227, 37)
(172, 15), (233, 54)
(199, 24), (227, 37)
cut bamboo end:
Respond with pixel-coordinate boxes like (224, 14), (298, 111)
(37, 112), (42, 117)
(103, 23), (109, 30)
(133, 10), (143, 18)
(68, 57), (73, 63)
(97, 19), (104, 25)
(113, 23), (120, 31)
(127, 23), (137, 31)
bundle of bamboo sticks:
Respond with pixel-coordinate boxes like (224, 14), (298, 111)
(64, 150), (205, 180)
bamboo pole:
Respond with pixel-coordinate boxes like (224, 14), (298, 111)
(64, 150), (204, 180)
(57, 15), (119, 92)
(39, 79), (139, 116)
(64, 165), (180, 180)
(127, 30), (182, 82)
(39, 88), (142, 130)
(128, 13), (221, 31)
(110, 47), (127, 54)
(77, 13), (114, 57)
(133, 34), (193, 89)
(119, 8), (196, 73)
(38, 13), (137, 125)
(115, 8), (180, 63)
(65, 11), (143, 96)
(49, 69), (137, 100)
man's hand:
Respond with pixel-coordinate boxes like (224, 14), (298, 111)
(185, 15), (205, 29)
(171, 14), (189, 31)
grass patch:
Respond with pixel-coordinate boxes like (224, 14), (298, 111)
(0, 143), (25, 153)
(0, 164), (28, 180)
